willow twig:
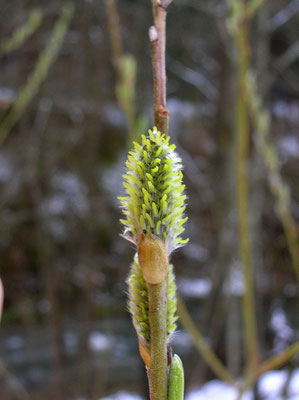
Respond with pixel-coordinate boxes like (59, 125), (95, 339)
(104, 0), (138, 144)
(104, 0), (123, 70)
(232, 1), (260, 374)
(0, 3), (74, 146)
(149, 0), (172, 135)
(0, 8), (42, 56)
(246, 73), (299, 283)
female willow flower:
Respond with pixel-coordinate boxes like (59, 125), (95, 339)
(119, 127), (189, 364)
(127, 256), (178, 356)
(119, 127), (188, 254)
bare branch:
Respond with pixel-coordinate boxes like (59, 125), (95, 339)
(270, 0), (299, 32)
(150, 0), (169, 134)
(275, 39), (299, 73)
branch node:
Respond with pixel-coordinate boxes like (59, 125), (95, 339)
(157, 0), (172, 10)
(149, 26), (158, 43)
(157, 105), (169, 117)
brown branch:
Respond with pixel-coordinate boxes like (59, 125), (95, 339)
(149, 0), (171, 135)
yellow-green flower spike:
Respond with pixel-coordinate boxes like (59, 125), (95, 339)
(127, 255), (178, 344)
(119, 127), (188, 253)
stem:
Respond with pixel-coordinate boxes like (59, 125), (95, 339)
(147, 281), (168, 400)
(0, 277), (3, 322)
(177, 296), (234, 385)
(279, 209), (299, 283)
(145, 2), (172, 398)
(245, 14), (299, 284)
(235, 5), (259, 373)
(0, 8), (42, 56)
(105, 0), (137, 144)
(149, 0), (171, 134)
(104, 0), (123, 70)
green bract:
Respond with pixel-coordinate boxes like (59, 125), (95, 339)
(119, 127), (188, 254)
(127, 255), (178, 343)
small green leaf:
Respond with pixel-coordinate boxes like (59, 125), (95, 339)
(168, 354), (184, 400)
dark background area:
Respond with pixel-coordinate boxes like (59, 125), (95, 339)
(0, 0), (298, 399)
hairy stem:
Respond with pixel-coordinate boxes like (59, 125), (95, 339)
(147, 281), (168, 400)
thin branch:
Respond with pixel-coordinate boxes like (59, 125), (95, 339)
(269, 0), (299, 32)
(233, 1), (260, 373)
(248, 0), (265, 17)
(0, 8), (42, 56)
(167, 57), (218, 101)
(104, 0), (123, 70)
(0, 3), (74, 146)
(145, 2), (173, 398)
(0, 360), (30, 400)
(246, 73), (299, 283)
(149, 0), (171, 135)
(0, 277), (3, 322)
(239, 341), (299, 394)
(104, 0), (138, 144)
(275, 39), (299, 73)
(256, 341), (299, 377)
(177, 296), (235, 385)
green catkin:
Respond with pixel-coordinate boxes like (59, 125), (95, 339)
(120, 127), (188, 381)
(118, 127), (188, 254)
(127, 255), (178, 344)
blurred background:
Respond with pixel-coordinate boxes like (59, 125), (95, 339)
(0, 0), (298, 399)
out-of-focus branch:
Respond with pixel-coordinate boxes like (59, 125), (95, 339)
(0, 8), (42, 56)
(104, 0), (139, 144)
(167, 57), (218, 101)
(247, 73), (299, 283)
(240, 340), (299, 393)
(177, 296), (235, 384)
(0, 278), (3, 322)
(248, 0), (265, 17)
(0, 360), (30, 400)
(104, 0), (123, 70)
(0, 3), (75, 146)
(230, 0), (260, 374)
(275, 40), (299, 73)
(255, 341), (299, 377)
(270, 0), (299, 32)
(149, 0), (172, 135)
